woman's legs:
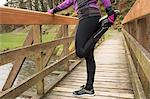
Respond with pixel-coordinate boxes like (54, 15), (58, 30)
(75, 16), (100, 58)
(85, 47), (95, 90)
(75, 16), (100, 90)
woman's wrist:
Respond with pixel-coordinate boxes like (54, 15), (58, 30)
(47, 7), (61, 14)
(105, 6), (116, 24)
(105, 6), (115, 16)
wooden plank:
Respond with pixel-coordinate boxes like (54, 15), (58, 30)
(74, 68), (129, 72)
(0, 36), (74, 66)
(0, 6), (78, 25)
(123, 29), (147, 99)
(59, 80), (132, 90)
(59, 81), (132, 89)
(2, 28), (34, 91)
(69, 72), (130, 77)
(67, 75), (130, 80)
(69, 74), (130, 78)
(76, 64), (128, 68)
(0, 52), (75, 99)
(52, 87), (134, 98)
(47, 95), (80, 99)
(50, 92), (122, 99)
(56, 85), (133, 93)
(122, 0), (150, 24)
(62, 78), (131, 87)
(71, 70), (129, 75)
(87, 64), (128, 68)
(61, 78), (131, 86)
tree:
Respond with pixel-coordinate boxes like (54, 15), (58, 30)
(39, 0), (47, 12)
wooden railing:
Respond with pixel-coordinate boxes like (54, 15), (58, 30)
(122, 0), (150, 99)
(0, 6), (80, 99)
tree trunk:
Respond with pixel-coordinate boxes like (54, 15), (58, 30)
(19, 0), (26, 9)
(47, 0), (53, 9)
(39, 0), (47, 12)
(35, 0), (39, 11)
(29, 0), (32, 10)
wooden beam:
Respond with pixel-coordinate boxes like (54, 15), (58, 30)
(0, 52), (76, 99)
(122, 0), (150, 24)
(32, 25), (44, 95)
(123, 33), (146, 99)
(62, 25), (69, 71)
(0, 37), (74, 66)
(0, 6), (78, 25)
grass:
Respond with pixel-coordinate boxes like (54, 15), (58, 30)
(0, 32), (55, 52)
(0, 33), (27, 51)
(42, 33), (55, 43)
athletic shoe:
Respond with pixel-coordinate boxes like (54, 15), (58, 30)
(73, 85), (95, 96)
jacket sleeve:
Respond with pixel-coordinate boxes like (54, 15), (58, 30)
(101, 0), (111, 8)
(57, 0), (73, 10)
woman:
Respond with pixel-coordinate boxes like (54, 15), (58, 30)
(48, 0), (116, 96)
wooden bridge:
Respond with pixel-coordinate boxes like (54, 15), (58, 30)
(0, 0), (150, 99)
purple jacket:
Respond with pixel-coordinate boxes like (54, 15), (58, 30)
(56, 0), (112, 19)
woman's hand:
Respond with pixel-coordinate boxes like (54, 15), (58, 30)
(47, 7), (62, 14)
(108, 14), (115, 24)
(47, 9), (55, 14)
(106, 6), (117, 24)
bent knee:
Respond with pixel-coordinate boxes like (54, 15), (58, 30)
(76, 49), (86, 58)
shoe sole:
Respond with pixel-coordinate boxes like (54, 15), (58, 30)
(73, 93), (95, 97)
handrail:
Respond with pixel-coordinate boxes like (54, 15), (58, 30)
(0, 6), (78, 25)
(122, 0), (150, 24)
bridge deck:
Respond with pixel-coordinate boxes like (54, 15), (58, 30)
(44, 31), (135, 99)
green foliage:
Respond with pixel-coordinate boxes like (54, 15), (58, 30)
(42, 32), (55, 43)
(0, 32), (55, 52)
(0, 33), (27, 51)
(119, 15), (124, 21)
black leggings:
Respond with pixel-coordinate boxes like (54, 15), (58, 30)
(75, 16), (101, 89)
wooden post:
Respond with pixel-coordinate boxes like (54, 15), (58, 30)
(62, 25), (69, 71)
(146, 16), (150, 52)
(137, 18), (146, 46)
(32, 25), (44, 95)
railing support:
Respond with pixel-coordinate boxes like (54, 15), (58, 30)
(62, 25), (69, 71)
(33, 25), (44, 95)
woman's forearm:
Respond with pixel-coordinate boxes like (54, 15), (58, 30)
(101, 0), (111, 8)
(57, 0), (73, 10)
